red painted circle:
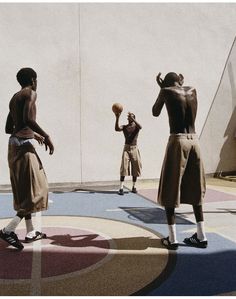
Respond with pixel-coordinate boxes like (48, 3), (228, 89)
(0, 227), (110, 279)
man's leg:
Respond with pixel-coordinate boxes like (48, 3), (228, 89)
(118, 176), (125, 195)
(184, 205), (207, 248)
(193, 205), (206, 238)
(132, 176), (137, 193)
(25, 213), (36, 238)
(130, 147), (141, 194)
(4, 212), (23, 233)
(0, 212), (24, 250)
(165, 207), (178, 243)
(161, 207), (178, 250)
(25, 213), (47, 242)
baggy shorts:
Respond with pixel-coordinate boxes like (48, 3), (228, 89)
(8, 137), (48, 215)
(158, 134), (206, 208)
(120, 144), (142, 177)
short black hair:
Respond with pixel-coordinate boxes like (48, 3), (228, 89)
(16, 68), (37, 87)
(163, 72), (180, 87)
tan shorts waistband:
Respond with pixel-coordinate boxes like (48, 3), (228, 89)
(169, 133), (198, 140)
(124, 144), (137, 149)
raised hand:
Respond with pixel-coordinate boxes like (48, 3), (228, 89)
(156, 72), (164, 88)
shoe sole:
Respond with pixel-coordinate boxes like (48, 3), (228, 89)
(25, 232), (47, 243)
(161, 239), (179, 250)
(183, 239), (208, 248)
(0, 235), (24, 250)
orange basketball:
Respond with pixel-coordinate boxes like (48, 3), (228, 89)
(112, 103), (123, 114)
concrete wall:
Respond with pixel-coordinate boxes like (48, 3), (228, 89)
(0, 3), (236, 185)
(200, 38), (236, 175)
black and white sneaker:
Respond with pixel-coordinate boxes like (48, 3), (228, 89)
(25, 231), (47, 243)
(184, 233), (208, 248)
(118, 189), (124, 195)
(131, 187), (137, 193)
(161, 236), (179, 250)
(0, 229), (24, 250)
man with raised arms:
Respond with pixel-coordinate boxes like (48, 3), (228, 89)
(152, 72), (207, 250)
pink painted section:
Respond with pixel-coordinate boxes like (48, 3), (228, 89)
(138, 188), (236, 203)
(138, 189), (158, 203)
(41, 227), (110, 278)
(0, 230), (33, 279)
(203, 188), (236, 203)
(0, 227), (110, 279)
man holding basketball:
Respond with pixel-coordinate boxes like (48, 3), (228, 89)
(114, 109), (142, 195)
(152, 72), (207, 250)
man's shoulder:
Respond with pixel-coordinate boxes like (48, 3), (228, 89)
(21, 88), (37, 100)
(163, 86), (196, 94)
(184, 86), (195, 91)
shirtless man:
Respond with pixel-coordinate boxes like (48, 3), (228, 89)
(152, 72), (207, 250)
(0, 67), (54, 250)
(115, 112), (142, 195)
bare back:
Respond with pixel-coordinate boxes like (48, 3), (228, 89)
(6, 87), (48, 139)
(9, 88), (35, 138)
(153, 86), (197, 134)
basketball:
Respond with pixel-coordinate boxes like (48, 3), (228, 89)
(112, 103), (123, 114)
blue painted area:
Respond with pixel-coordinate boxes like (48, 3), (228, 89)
(148, 233), (236, 296)
(1, 190), (236, 296)
(0, 194), (15, 218)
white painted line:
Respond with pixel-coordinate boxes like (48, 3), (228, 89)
(30, 212), (42, 296)
(106, 207), (150, 212)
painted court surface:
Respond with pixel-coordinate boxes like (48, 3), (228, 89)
(0, 178), (236, 296)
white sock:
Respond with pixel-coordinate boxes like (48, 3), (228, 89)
(3, 216), (22, 234)
(197, 221), (207, 241)
(25, 219), (34, 234)
(168, 224), (178, 243)
(120, 181), (124, 190)
(133, 182), (136, 188)
(25, 218), (37, 238)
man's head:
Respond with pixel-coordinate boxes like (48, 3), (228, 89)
(16, 68), (37, 90)
(128, 112), (135, 123)
(163, 72), (184, 87)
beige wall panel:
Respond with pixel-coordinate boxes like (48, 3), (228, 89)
(200, 39), (236, 174)
(0, 3), (236, 185)
(80, 3), (236, 182)
(0, 3), (81, 184)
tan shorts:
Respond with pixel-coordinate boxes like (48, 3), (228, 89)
(158, 134), (206, 208)
(8, 138), (48, 215)
(120, 144), (142, 177)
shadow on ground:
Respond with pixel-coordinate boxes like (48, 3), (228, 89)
(119, 206), (194, 224)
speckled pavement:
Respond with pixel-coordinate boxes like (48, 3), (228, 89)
(0, 178), (235, 296)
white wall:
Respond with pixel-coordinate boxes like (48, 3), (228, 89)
(200, 38), (236, 174)
(0, 3), (81, 184)
(0, 3), (236, 185)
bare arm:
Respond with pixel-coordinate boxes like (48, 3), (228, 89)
(128, 113), (142, 129)
(23, 90), (48, 137)
(152, 89), (165, 117)
(23, 89), (54, 155)
(156, 72), (164, 88)
(5, 112), (14, 134)
(115, 113), (124, 132)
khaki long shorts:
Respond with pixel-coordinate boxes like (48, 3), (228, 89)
(8, 138), (48, 214)
(120, 144), (142, 177)
(158, 134), (206, 208)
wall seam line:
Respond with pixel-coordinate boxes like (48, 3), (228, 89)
(78, 3), (83, 183)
